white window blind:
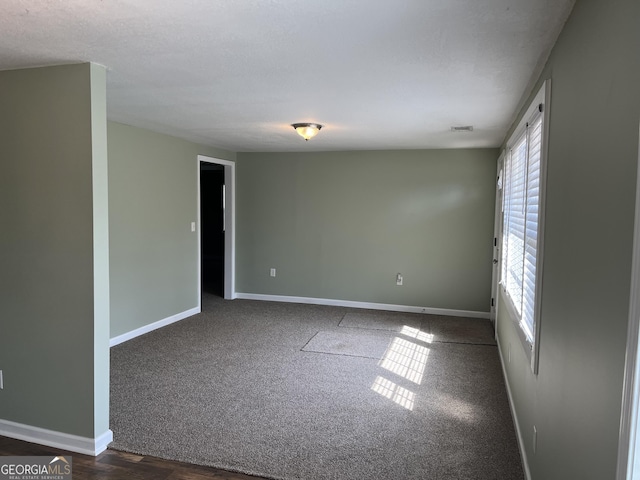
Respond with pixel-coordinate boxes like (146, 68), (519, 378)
(501, 106), (543, 343)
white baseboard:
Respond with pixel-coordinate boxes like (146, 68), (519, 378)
(497, 341), (532, 480)
(235, 293), (490, 319)
(110, 306), (200, 347)
(0, 418), (112, 456)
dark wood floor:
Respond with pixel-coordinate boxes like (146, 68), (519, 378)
(0, 436), (269, 480)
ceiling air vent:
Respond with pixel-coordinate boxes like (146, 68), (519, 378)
(450, 126), (474, 132)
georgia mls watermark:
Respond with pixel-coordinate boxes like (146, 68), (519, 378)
(0, 456), (72, 480)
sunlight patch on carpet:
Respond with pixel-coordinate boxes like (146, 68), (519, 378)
(379, 336), (430, 385)
(399, 325), (433, 343)
(371, 328), (432, 410)
(371, 376), (415, 411)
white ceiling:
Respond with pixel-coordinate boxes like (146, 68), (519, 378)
(0, 0), (574, 152)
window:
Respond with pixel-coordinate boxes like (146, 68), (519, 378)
(500, 81), (549, 372)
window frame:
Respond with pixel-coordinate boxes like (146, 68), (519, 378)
(499, 80), (550, 374)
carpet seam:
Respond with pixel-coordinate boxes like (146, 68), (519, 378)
(299, 349), (382, 360)
(431, 340), (498, 347)
(298, 330), (320, 352)
(336, 325), (497, 347)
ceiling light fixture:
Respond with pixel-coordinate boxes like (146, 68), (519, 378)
(291, 123), (323, 141)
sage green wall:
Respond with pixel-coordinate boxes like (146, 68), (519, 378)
(108, 122), (235, 338)
(496, 1), (640, 478)
(0, 63), (109, 438)
(236, 149), (497, 312)
(90, 64), (110, 437)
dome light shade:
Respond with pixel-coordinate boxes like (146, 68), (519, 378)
(292, 123), (323, 141)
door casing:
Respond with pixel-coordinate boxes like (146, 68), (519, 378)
(197, 155), (236, 304)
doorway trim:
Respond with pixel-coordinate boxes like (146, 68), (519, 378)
(617, 123), (640, 480)
(490, 151), (505, 329)
(197, 155), (236, 304)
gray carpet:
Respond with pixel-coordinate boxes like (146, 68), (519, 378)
(110, 295), (523, 480)
(430, 315), (498, 345)
(339, 311), (424, 331)
(302, 329), (392, 359)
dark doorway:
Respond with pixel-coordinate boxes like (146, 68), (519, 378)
(200, 162), (225, 297)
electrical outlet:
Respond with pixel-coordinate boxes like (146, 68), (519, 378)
(396, 273), (403, 286)
(533, 425), (537, 454)
(270, 268), (276, 277)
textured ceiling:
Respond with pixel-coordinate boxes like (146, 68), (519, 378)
(0, 0), (574, 152)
